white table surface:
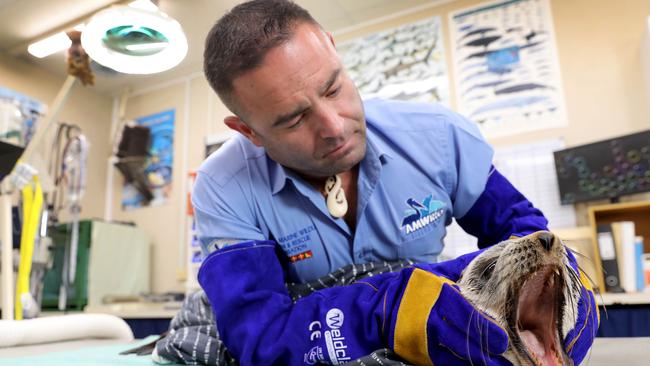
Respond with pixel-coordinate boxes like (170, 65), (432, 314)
(584, 337), (650, 365)
(1, 336), (648, 363)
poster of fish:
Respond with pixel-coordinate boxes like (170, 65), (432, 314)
(122, 109), (175, 210)
(337, 16), (450, 105)
(449, 0), (567, 138)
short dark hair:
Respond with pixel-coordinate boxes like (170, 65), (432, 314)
(203, 0), (319, 114)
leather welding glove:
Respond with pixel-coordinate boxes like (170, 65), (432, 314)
(375, 266), (510, 365)
(420, 241), (599, 365)
(562, 249), (599, 365)
(382, 249), (510, 366)
(198, 240), (510, 366)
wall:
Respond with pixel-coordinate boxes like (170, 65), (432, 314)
(335, 0), (650, 225)
(337, 0), (650, 148)
(0, 53), (112, 221)
(109, 75), (232, 292)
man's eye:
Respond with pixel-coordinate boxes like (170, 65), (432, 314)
(287, 116), (304, 129)
(327, 86), (341, 98)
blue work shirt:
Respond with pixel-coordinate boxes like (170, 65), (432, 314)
(192, 99), (493, 283)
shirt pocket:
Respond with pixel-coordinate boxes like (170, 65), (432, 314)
(396, 221), (444, 259)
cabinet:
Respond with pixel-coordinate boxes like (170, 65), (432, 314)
(42, 220), (151, 310)
(587, 200), (650, 292)
(42, 221), (92, 310)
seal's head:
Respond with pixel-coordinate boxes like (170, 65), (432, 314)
(458, 231), (584, 366)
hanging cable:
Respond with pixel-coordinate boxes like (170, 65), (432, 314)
(47, 123), (82, 223)
(14, 175), (43, 320)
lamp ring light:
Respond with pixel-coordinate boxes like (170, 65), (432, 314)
(81, 5), (188, 75)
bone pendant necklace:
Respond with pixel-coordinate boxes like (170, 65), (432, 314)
(324, 174), (348, 218)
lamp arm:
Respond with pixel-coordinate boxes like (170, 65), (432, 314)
(17, 75), (77, 172)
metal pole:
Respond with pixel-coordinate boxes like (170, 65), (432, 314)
(1, 184), (13, 320)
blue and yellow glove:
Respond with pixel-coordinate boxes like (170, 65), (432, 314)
(381, 266), (510, 365)
(198, 241), (510, 366)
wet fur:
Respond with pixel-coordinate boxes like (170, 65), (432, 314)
(458, 232), (584, 366)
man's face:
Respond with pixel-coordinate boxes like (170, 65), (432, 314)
(226, 22), (366, 178)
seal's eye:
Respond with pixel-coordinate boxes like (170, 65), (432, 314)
(481, 259), (497, 280)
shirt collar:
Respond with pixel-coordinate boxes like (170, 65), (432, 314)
(365, 122), (393, 164)
(269, 156), (290, 195)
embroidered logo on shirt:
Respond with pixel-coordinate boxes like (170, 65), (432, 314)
(278, 225), (316, 259)
(400, 195), (445, 235)
(289, 250), (313, 263)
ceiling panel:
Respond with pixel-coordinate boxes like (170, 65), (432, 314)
(0, 0), (117, 51)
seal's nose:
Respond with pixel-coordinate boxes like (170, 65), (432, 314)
(538, 232), (554, 251)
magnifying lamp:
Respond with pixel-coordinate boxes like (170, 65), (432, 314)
(81, 5), (188, 75)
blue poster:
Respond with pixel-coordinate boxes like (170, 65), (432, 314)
(122, 109), (175, 210)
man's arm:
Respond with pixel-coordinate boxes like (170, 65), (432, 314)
(457, 166), (548, 248)
(192, 170), (266, 255)
(432, 107), (547, 247)
(199, 240), (509, 366)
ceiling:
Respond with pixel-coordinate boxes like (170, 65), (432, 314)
(0, 0), (450, 95)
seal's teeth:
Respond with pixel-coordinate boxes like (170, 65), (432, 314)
(555, 348), (563, 365)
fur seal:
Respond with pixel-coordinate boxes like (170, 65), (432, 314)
(458, 231), (584, 366)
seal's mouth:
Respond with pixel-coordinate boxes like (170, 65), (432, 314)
(515, 265), (570, 366)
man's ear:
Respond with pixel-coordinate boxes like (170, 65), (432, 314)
(327, 31), (336, 48)
(224, 116), (263, 147)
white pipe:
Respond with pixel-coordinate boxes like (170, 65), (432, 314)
(1, 188), (13, 320)
(0, 313), (133, 347)
(178, 78), (191, 273)
(207, 92), (214, 137)
(103, 157), (115, 222)
(104, 96), (121, 222)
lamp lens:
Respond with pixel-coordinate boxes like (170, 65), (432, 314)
(103, 25), (169, 56)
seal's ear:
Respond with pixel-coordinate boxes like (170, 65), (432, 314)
(224, 116), (262, 147)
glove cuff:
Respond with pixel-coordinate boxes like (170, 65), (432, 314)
(393, 268), (453, 366)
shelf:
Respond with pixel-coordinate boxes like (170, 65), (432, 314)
(599, 291), (650, 306)
(588, 200), (650, 292)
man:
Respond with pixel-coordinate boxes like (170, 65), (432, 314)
(194, 1), (597, 365)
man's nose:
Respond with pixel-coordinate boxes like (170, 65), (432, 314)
(317, 105), (344, 139)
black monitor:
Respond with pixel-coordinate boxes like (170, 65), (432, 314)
(553, 129), (650, 204)
(0, 140), (24, 181)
